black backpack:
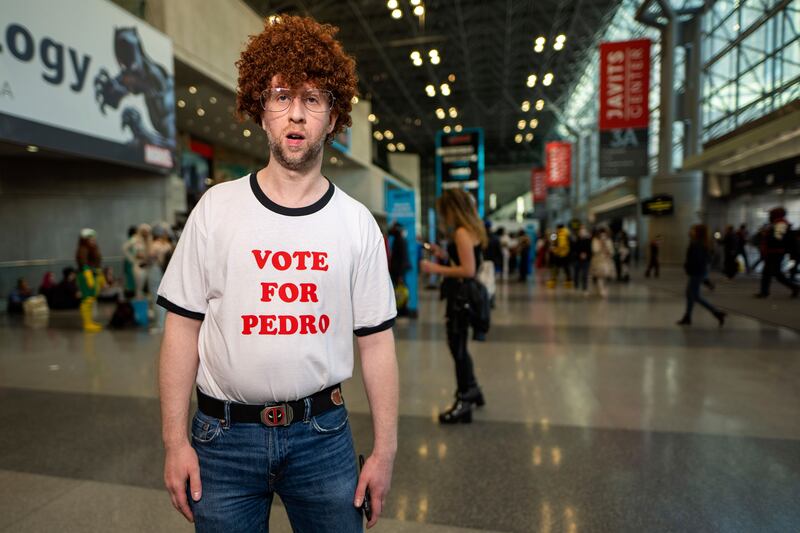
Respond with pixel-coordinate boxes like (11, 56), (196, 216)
(109, 301), (136, 329)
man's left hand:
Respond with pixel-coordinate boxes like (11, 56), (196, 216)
(354, 453), (394, 528)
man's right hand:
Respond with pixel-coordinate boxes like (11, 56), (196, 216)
(164, 442), (202, 522)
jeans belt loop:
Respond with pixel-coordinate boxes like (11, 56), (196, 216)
(303, 397), (312, 422)
(223, 401), (231, 428)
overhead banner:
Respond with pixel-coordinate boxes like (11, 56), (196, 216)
(598, 39), (650, 178)
(0, 0), (176, 172)
(435, 128), (485, 217)
(531, 167), (547, 202)
(545, 142), (571, 188)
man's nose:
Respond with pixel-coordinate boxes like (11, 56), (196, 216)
(288, 96), (306, 122)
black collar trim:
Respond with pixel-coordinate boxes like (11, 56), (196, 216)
(249, 172), (335, 216)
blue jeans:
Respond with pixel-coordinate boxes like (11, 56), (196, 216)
(189, 403), (363, 533)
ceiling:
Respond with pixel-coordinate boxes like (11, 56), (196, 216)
(243, 0), (623, 171)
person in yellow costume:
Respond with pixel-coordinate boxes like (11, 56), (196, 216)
(547, 224), (573, 288)
(76, 228), (105, 332)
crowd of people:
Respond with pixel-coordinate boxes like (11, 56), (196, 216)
(6, 222), (176, 333)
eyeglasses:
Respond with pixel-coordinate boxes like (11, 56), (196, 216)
(259, 88), (335, 113)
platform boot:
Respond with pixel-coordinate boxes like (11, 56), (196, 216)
(439, 397), (473, 424)
(459, 385), (485, 408)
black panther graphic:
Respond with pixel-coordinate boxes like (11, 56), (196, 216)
(94, 27), (175, 148)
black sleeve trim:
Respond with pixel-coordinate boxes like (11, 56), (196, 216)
(156, 295), (205, 321)
(354, 317), (396, 337)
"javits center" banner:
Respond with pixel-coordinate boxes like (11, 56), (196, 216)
(0, 0), (175, 172)
(598, 39), (650, 178)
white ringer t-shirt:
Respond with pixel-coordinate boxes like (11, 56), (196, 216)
(157, 172), (397, 404)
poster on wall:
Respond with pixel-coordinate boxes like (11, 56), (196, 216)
(545, 142), (571, 188)
(386, 186), (418, 317)
(435, 128), (485, 217)
(531, 167), (547, 202)
(598, 39), (650, 178)
(0, 0), (176, 172)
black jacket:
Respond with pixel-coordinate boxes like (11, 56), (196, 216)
(684, 242), (709, 277)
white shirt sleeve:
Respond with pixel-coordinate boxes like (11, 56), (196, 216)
(156, 197), (209, 320)
(352, 217), (397, 337)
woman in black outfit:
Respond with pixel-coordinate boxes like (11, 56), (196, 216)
(678, 224), (726, 326)
(421, 189), (488, 424)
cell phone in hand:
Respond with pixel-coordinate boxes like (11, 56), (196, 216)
(358, 454), (372, 521)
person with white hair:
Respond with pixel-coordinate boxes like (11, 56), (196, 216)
(122, 223), (152, 299)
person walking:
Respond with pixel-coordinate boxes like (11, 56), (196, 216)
(157, 16), (398, 531)
(590, 228), (614, 298)
(677, 224), (726, 326)
(420, 188), (488, 424)
(573, 225), (592, 294)
(755, 207), (799, 298)
(645, 235), (661, 278)
(736, 224), (750, 273)
(722, 225), (739, 279)
(517, 230), (532, 283)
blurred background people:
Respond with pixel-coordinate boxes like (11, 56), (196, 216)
(755, 207), (799, 299)
(722, 225), (739, 279)
(6, 278), (32, 314)
(75, 228), (104, 332)
(678, 224), (726, 327)
(123, 223), (152, 299)
(645, 234), (661, 278)
(573, 225), (592, 295)
(516, 229), (532, 283)
(547, 224), (572, 288)
(591, 228), (614, 298)
(148, 224), (174, 332)
(420, 189), (487, 424)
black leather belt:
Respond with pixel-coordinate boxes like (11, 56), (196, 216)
(196, 384), (343, 427)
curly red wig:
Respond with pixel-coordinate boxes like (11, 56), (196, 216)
(235, 15), (358, 141)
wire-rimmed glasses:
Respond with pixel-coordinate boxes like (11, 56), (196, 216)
(259, 88), (335, 113)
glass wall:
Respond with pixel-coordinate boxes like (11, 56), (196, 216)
(701, 0), (800, 142)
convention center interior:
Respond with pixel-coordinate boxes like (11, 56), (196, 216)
(0, 0), (799, 531)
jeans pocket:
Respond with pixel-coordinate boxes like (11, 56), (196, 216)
(310, 406), (349, 434)
(191, 410), (223, 443)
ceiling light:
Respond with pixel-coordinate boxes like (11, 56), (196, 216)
(413, 57), (423, 66)
(196, 108), (205, 116)
(243, 129), (251, 137)
(387, 0), (398, 8)
(429, 49), (439, 58)
(331, 156), (338, 164)
(556, 34), (566, 42)
(368, 113), (377, 123)
(351, 96), (359, 104)
(413, 5), (424, 16)
(209, 96), (217, 104)
(536, 99), (544, 110)
(554, 42), (564, 51)
(543, 73), (553, 86)
(535, 36), (546, 46)
(410, 50), (421, 60)
(534, 44), (544, 53)
(436, 108), (446, 119)
(414, 118), (422, 126)
(527, 74), (537, 87)
(387, 143), (397, 152)
(448, 107), (457, 118)
(384, 130), (394, 140)
(177, 99), (186, 108)
(430, 55), (440, 65)
(521, 100), (530, 112)
(448, 73), (456, 82)
(514, 134), (523, 144)
(440, 83), (451, 96)
(391, 8), (402, 19)
(525, 133), (534, 142)
(517, 120), (526, 130)
(530, 118), (538, 128)
(454, 124), (463, 132)
(374, 131), (384, 140)
(26, 145), (39, 153)
(410, 0), (421, 5)
(425, 84), (436, 97)
(443, 125), (452, 133)
(188, 86), (197, 94)
(397, 142), (406, 151)
(268, 15), (281, 25)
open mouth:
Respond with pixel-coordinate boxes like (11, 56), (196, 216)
(286, 133), (305, 141)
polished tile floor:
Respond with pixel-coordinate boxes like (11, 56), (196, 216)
(1, 274), (799, 532)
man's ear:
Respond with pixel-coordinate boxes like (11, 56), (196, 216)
(327, 112), (339, 135)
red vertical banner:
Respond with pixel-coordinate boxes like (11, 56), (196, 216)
(545, 142), (571, 187)
(531, 168), (547, 202)
(599, 39), (651, 130)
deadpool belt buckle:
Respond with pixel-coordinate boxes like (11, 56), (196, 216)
(261, 404), (293, 427)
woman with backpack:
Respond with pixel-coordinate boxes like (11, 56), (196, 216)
(420, 189), (488, 424)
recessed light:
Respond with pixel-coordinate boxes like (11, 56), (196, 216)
(197, 108), (205, 117)
(26, 145), (39, 153)
(384, 130), (394, 140)
(368, 113), (377, 122)
(397, 142), (406, 151)
(454, 124), (463, 132)
(391, 8), (402, 19)
(413, 5), (424, 16)
(177, 99), (186, 108)
(443, 125), (452, 133)
(188, 86), (197, 94)
(209, 96), (217, 104)
(243, 129), (251, 137)
(387, 143), (396, 152)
